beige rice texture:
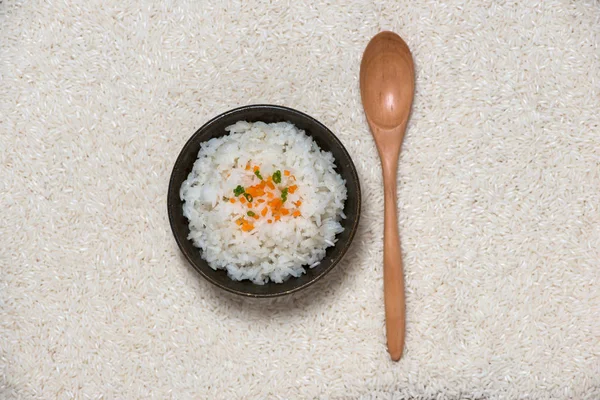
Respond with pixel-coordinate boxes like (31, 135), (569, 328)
(1, 0), (599, 398)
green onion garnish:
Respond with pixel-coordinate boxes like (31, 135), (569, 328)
(243, 193), (253, 202)
(273, 170), (282, 184)
(233, 185), (245, 196)
(247, 211), (256, 217)
(254, 170), (263, 180)
(281, 187), (289, 203)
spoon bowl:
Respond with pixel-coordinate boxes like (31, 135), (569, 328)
(360, 32), (414, 130)
(360, 31), (415, 361)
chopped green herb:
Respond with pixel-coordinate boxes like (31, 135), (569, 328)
(281, 187), (289, 203)
(243, 193), (253, 202)
(273, 170), (282, 184)
(233, 185), (245, 196)
(247, 211), (256, 217)
(254, 170), (263, 180)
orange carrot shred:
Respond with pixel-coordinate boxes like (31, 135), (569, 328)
(246, 187), (265, 197)
(245, 163), (251, 171)
(288, 185), (298, 194)
(267, 219), (272, 224)
(257, 199), (265, 203)
(241, 222), (254, 232)
(253, 166), (259, 172)
(252, 214), (259, 220)
(266, 181), (275, 190)
(269, 198), (282, 209)
(261, 208), (268, 217)
(281, 208), (290, 216)
(230, 198), (236, 204)
(292, 210), (301, 217)
(248, 202), (253, 208)
(275, 215), (281, 221)
(284, 170), (290, 176)
(267, 192), (274, 199)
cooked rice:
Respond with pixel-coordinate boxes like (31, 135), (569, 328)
(180, 121), (347, 284)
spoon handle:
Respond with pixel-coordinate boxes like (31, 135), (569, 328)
(382, 160), (406, 361)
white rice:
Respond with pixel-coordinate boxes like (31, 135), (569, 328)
(180, 121), (347, 284)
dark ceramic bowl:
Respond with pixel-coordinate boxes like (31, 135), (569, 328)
(167, 105), (361, 297)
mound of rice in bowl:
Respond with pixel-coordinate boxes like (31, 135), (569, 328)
(180, 121), (347, 284)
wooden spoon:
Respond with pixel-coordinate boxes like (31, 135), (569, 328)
(359, 31), (415, 361)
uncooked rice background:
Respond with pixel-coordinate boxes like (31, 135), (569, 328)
(1, 0), (599, 399)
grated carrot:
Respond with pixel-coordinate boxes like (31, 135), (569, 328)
(268, 198), (282, 210)
(230, 165), (302, 227)
(241, 222), (254, 231)
(246, 186), (265, 197)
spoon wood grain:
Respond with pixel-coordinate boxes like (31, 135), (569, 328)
(359, 31), (414, 361)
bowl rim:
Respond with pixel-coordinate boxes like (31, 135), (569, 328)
(167, 104), (361, 297)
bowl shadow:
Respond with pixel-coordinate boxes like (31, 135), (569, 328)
(177, 250), (354, 316)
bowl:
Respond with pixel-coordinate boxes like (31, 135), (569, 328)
(167, 105), (361, 297)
